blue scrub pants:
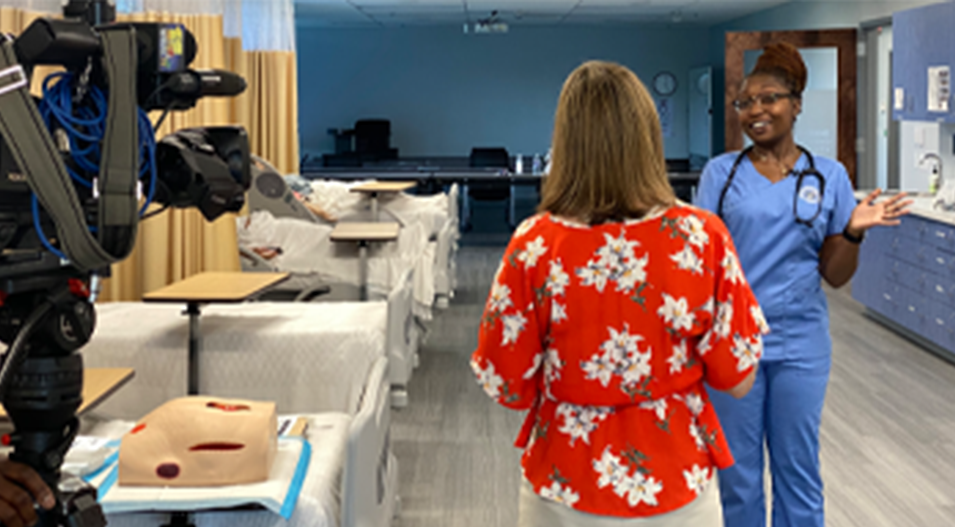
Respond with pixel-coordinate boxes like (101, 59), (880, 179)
(708, 353), (831, 527)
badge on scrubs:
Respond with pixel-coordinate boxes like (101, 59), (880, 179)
(798, 184), (821, 205)
(118, 396), (278, 487)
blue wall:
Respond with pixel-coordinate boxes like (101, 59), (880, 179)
(296, 25), (711, 159)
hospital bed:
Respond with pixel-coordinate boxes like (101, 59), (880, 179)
(305, 178), (459, 308)
(247, 157), (458, 311)
(79, 301), (400, 527)
(237, 209), (434, 320)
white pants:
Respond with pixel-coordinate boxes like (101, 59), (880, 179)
(518, 477), (723, 527)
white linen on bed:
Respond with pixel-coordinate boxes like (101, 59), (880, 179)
(236, 211), (434, 317)
(79, 413), (351, 527)
(83, 302), (387, 419)
(307, 180), (450, 238)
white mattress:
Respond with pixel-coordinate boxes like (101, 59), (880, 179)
(84, 302), (387, 419)
(237, 210), (434, 316)
(307, 180), (450, 238)
(79, 413), (350, 527)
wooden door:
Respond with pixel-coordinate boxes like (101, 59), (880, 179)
(725, 29), (858, 185)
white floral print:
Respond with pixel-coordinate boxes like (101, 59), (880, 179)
(523, 353), (543, 380)
(751, 305), (770, 334)
(721, 248), (745, 285)
(670, 244), (704, 275)
(697, 330), (713, 356)
(639, 398), (668, 421)
(577, 232), (648, 294)
(501, 312), (528, 346)
(539, 481), (580, 507)
(577, 262), (611, 292)
(714, 299), (733, 339)
(625, 474), (664, 507)
(551, 302), (568, 324)
(592, 447), (663, 508)
(544, 348), (563, 384)
(597, 231), (640, 263)
(518, 236), (548, 268)
(668, 340), (689, 374)
(658, 294), (695, 332)
(731, 334), (762, 371)
(683, 392), (704, 416)
(471, 359), (504, 399)
(689, 421), (705, 451)
(679, 215), (709, 250)
(593, 448), (628, 489)
(683, 465), (710, 495)
(581, 326), (652, 390)
(487, 281), (513, 313)
(556, 403), (613, 445)
(547, 259), (570, 296)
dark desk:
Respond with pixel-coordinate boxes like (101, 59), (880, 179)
(302, 169), (702, 228)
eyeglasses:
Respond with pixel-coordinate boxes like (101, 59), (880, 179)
(732, 92), (794, 112)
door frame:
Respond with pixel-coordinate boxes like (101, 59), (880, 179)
(725, 29), (858, 185)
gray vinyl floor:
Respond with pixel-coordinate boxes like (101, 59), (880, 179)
(392, 245), (955, 527)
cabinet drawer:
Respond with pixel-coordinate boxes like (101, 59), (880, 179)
(885, 234), (932, 268)
(919, 297), (955, 354)
(926, 222), (955, 253)
(871, 282), (907, 321)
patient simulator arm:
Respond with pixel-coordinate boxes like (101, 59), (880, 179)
(0, 458), (54, 527)
(303, 201), (337, 223)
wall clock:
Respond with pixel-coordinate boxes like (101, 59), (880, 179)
(653, 71), (678, 96)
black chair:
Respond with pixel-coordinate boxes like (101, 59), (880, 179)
(354, 119), (398, 161)
(464, 147), (514, 230)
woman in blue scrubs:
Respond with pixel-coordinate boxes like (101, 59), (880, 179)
(694, 43), (911, 527)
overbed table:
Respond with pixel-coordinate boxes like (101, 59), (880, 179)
(329, 222), (400, 301)
(143, 272), (289, 395)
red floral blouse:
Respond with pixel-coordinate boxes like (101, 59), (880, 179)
(471, 206), (768, 517)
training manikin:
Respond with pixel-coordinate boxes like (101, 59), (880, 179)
(119, 397), (277, 487)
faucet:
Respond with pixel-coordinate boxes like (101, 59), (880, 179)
(920, 152), (943, 195)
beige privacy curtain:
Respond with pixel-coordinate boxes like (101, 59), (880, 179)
(99, 11), (239, 301)
(98, 0), (300, 300)
(0, 1), (299, 301)
(225, 0), (299, 174)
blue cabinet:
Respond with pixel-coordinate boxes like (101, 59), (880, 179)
(892, 2), (955, 122)
(853, 213), (955, 360)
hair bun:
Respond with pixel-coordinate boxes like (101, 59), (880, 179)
(753, 42), (807, 95)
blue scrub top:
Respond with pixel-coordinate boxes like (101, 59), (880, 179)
(694, 151), (856, 361)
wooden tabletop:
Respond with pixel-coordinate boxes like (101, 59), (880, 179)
(0, 368), (134, 420)
(350, 181), (417, 193)
(330, 221), (401, 242)
(143, 272), (290, 303)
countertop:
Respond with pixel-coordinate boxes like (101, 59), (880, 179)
(854, 189), (955, 227)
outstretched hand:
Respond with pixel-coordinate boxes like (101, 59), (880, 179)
(848, 189), (913, 235)
(0, 459), (55, 527)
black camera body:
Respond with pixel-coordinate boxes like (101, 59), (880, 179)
(0, 2), (252, 527)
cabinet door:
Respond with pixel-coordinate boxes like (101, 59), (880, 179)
(893, 2), (955, 122)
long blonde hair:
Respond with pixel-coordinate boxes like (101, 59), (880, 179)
(539, 61), (675, 224)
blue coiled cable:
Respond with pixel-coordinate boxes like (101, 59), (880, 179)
(32, 71), (159, 260)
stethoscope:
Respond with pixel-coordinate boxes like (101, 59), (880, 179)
(717, 145), (826, 227)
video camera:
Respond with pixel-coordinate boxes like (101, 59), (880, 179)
(0, 2), (254, 526)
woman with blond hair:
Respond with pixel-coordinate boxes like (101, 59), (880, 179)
(471, 60), (769, 526)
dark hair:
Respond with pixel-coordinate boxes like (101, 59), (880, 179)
(748, 42), (807, 97)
